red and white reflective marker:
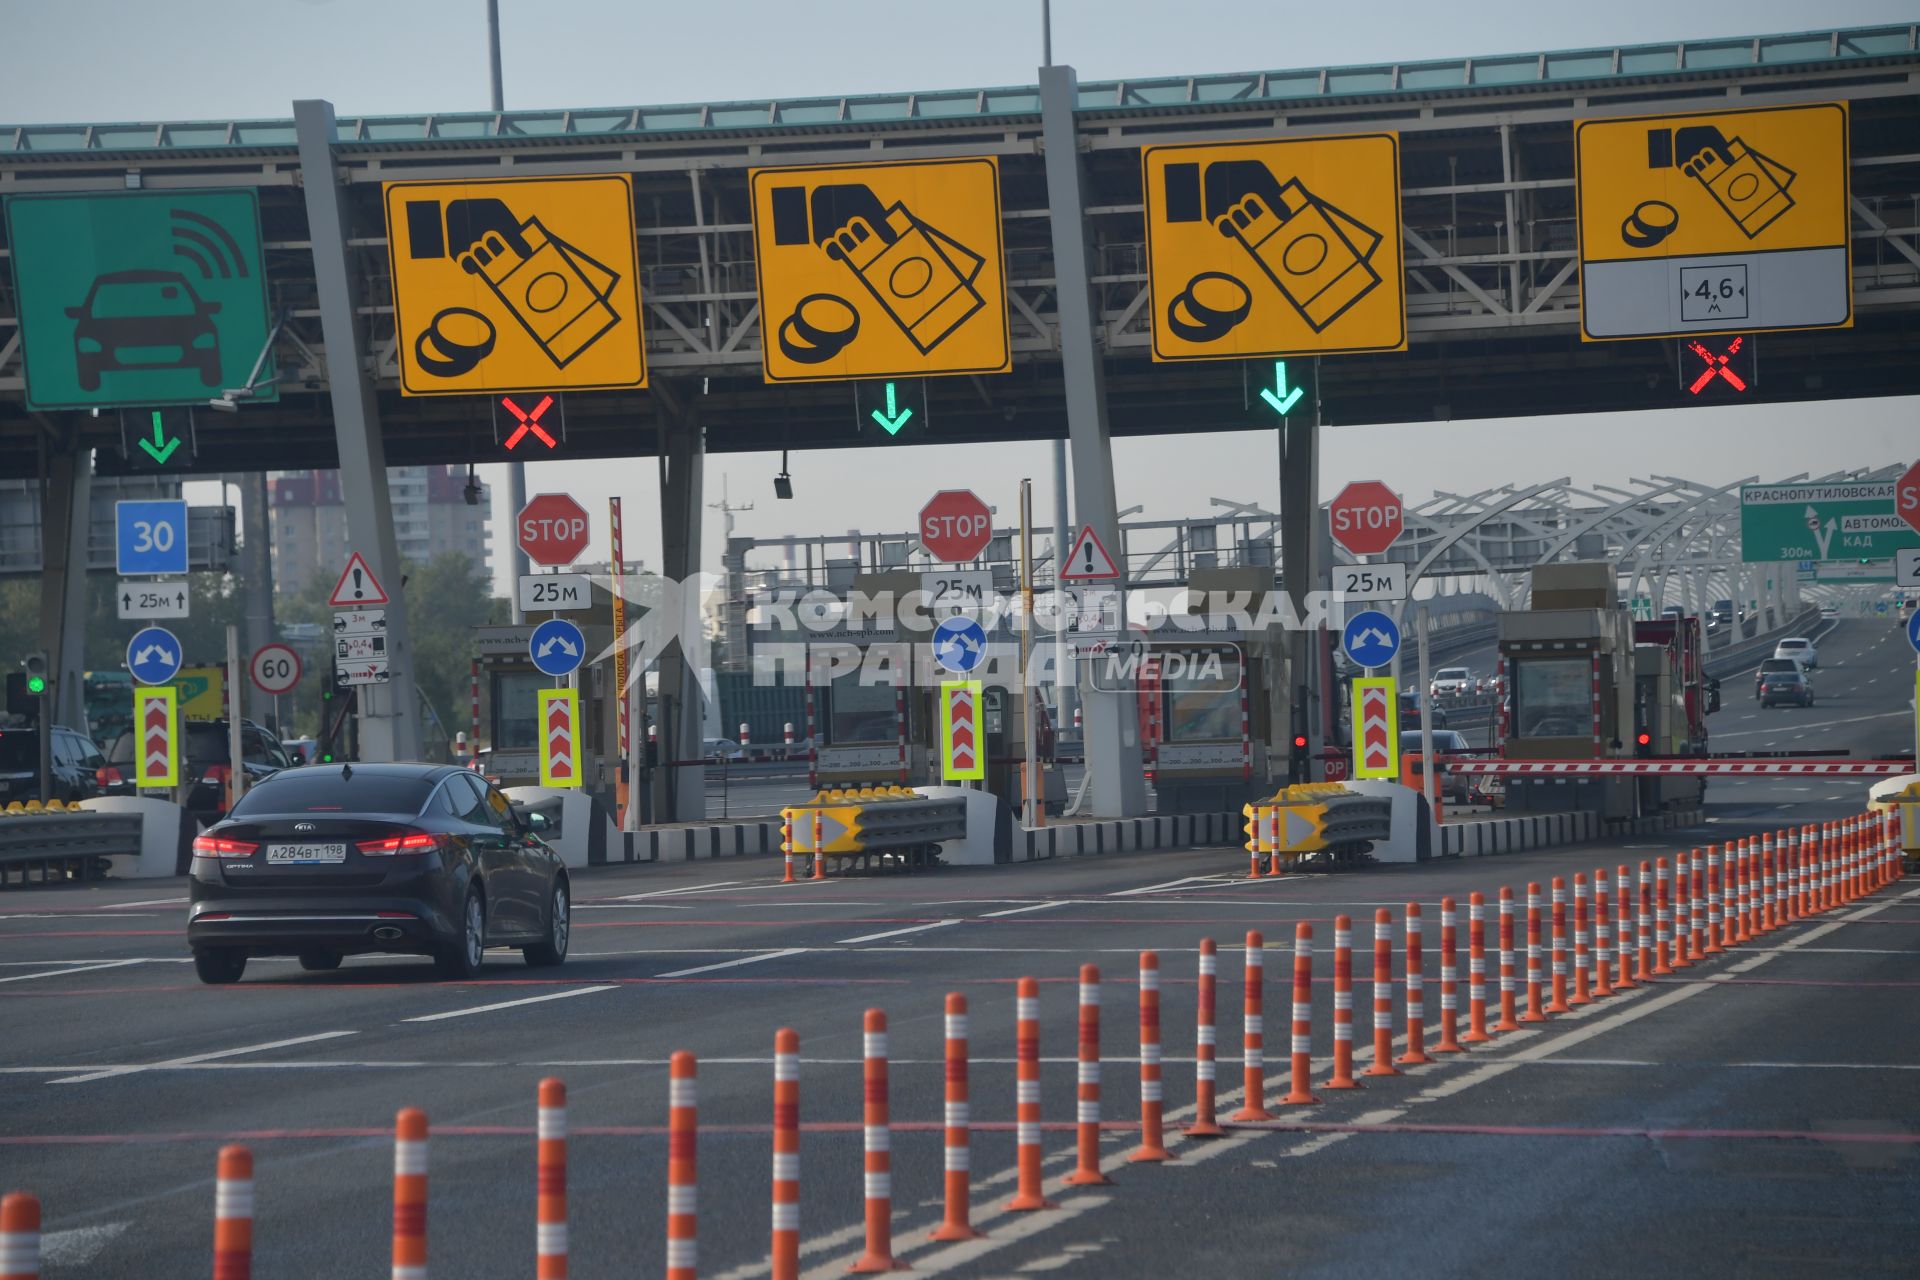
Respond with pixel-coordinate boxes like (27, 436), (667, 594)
(538, 688), (581, 789)
(1329, 481), (1404, 557)
(919, 490), (993, 564)
(518, 494), (592, 567)
(249, 643), (302, 696)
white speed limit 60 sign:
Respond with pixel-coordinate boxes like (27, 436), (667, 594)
(250, 643), (303, 695)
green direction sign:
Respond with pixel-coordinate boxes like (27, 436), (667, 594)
(3, 189), (273, 410)
(853, 378), (926, 438)
(1739, 481), (1920, 563)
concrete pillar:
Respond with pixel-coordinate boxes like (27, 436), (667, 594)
(239, 471), (276, 725)
(37, 445), (92, 732)
(651, 414), (706, 823)
(1039, 63), (1147, 817)
(293, 99), (421, 761)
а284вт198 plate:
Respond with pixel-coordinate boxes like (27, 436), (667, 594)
(265, 843), (347, 864)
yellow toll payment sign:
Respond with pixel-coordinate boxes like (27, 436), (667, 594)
(1575, 102), (1850, 340)
(383, 175), (646, 395)
(749, 158), (1009, 383)
(1142, 134), (1405, 361)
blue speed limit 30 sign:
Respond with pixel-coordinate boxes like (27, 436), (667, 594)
(116, 500), (189, 576)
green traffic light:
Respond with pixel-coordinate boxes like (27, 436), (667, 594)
(25, 675), (46, 695)
(320, 752), (334, 763)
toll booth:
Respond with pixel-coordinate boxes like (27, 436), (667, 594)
(1633, 645), (1707, 811)
(472, 623), (618, 812)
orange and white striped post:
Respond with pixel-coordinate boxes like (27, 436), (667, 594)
(1326, 916), (1360, 1087)
(1616, 865), (1637, 989)
(1266, 806), (1283, 879)
(1283, 924), (1319, 1103)
(1131, 952), (1173, 1160)
(1396, 905), (1431, 1064)
(1005, 977), (1056, 1212)
(852, 1012), (900, 1271)
(931, 1000), (978, 1241)
(1464, 893), (1492, 1042)
(1521, 883), (1547, 1023)
(1066, 966), (1110, 1186)
(1233, 932), (1273, 1118)
(1760, 836), (1777, 933)
(772, 1029), (804, 1273)
(1636, 861), (1655, 978)
(392, 1110), (427, 1280)
(215, 1145), (254, 1280)
(1435, 897), (1463, 1052)
(1496, 887), (1520, 1031)
(0, 1193), (37, 1280)
(781, 815), (796, 885)
(1186, 940), (1225, 1135)
(1570, 874), (1592, 1006)
(1669, 858), (1693, 970)
(1367, 910), (1401, 1074)
(1592, 872), (1615, 999)
(1546, 877), (1571, 1013)
(537, 1079), (568, 1280)
(1818, 824), (1834, 913)
(666, 1051), (698, 1280)
(1652, 859), (1675, 976)
(811, 810), (826, 882)
(1688, 848), (1708, 960)
(1742, 838), (1761, 938)
(1706, 848), (1726, 954)
(1793, 826), (1812, 918)
(1849, 817), (1866, 901)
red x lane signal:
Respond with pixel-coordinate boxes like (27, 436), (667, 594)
(501, 394), (561, 451)
(1680, 335), (1756, 399)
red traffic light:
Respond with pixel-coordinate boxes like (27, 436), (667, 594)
(1637, 732), (1651, 746)
(1293, 735), (1308, 749)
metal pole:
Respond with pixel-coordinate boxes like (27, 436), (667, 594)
(1042, 0), (1052, 65)
(226, 625), (247, 807)
(1417, 605), (1436, 843)
(485, 0), (528, 623)
(1052, 439), (1074, 743)
(1020, 479), (1037, 829)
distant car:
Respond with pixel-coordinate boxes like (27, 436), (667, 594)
(702, 737), (746, 763)
(1659, 605), (1685, 621)
(1399, 728), (1477, 803)
(1819, 605), (1838, 620)
(1753, 657), (1806, 700)
(186, 762), (568, 984)
(1758, 669), (1813, 708)
(65, 269), (222, 391)
(108, 718), (293, 821)
(1773, 637), (1819, 669)
(280, 737), (318, 767)
(0, 725), (115, 805)
(1396, 690), (1449, 731)
(1429, 667), (1473, 698)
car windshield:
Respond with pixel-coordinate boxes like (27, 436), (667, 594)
(1758, 659), (1799, 673)
(1436, 669), (1468, 680)
(226, 769), (437, 817)
(89, 277), (196, 317)
(0, 733), (38, 770)
(1765, 672), (1804, 685)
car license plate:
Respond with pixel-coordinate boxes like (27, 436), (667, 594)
(265, 843), (348, 864)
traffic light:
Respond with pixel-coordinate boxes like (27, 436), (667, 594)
(22, 652), (49, 697)
(1635, 731), (1654, 758)
(1290, 733), (1309, 782)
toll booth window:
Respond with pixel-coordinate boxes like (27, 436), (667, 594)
(1162, 653), (1242, 741)
(830, 680), (899, 744)
(1511, 658), (1590, 737)
(494, 672), (545, 750)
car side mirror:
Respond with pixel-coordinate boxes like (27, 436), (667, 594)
(527, 812), (550, 833)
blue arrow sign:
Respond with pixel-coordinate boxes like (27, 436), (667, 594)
(1907, 609), (1920, 654)
(1341, 609), (1401, 671)
(116, 499), (189, 576)
(126, 626), (184, 686)
(530, 618), (586, 678)
(933, 616), (988, 674)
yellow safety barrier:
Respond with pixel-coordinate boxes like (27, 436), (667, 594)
(1242, 783), (1393, 875)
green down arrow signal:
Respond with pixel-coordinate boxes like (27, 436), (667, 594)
(138, 410), (181, 464)
(870, 382), (914, 436)
(1259, 361), (1305, 417)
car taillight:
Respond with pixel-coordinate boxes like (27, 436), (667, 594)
(192, 835), (258, 858)
(95, 766), (123, 787)
(356, 832), (446, 856)
(202, 764), (231, 786)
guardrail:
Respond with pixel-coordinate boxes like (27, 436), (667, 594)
(1702, 606), (1823, 680)
(0, 805), (143, 887)
(783, 787), (968, 874)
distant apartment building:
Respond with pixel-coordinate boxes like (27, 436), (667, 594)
(268, 466), (491, 595)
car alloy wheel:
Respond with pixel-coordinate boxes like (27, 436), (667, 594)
(524, 880), (570, 968)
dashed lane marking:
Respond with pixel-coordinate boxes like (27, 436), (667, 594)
(51, 1030), (359, 1085)
(837, 920), (961, 944)
(401, 984), (618, 1023)
(653, 949), (810, 978)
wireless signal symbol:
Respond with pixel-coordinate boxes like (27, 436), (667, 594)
(169, 207), (249, 279)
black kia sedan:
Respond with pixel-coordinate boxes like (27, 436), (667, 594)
(187, 762), (568, 984)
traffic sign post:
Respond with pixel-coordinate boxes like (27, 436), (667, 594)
(517, 494), (592, 567)
(249, 644), (302, 696)
(126, 626), (183, 687)
(116, 500), (190, 577)
(749, 158), (1010, 383)
(530, 618), (586, 679)
(1342, 610), (1401, 671)
(919, 490), (993, 564)
(933, 616), (987, 675)
(538, 687), (582, 789)
(1329, 482), (1404, 557)
(939, 680), (985, 782)
(1331, 562), (1408, 603)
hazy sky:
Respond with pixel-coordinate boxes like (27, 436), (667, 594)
(4, 0), (1914, 586)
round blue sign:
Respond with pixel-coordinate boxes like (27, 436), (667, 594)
(529, 618), (587, 678)
(1907, 609), (1920, 654)
(1341, 610), (1401, 670)
(126, 626), (183, 686)
(933, 615), (988, 674)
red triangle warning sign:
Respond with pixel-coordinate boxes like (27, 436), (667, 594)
(1061, 525), (1120, 581)
(328, 552), (391, 607)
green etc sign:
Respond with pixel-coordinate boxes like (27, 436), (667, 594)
(3, 189), (273, 410)
(1739, 481), (1920, 564)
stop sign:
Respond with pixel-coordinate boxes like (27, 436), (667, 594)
(517, 493), (591, 567)
(919, 490), (993, 563)
(1897, 460), (1920, 535)
(1329, 481), (1404, 556)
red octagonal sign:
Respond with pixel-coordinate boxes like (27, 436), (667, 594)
(1897, 459), (1920, 536)
(517, 493), (591, 567)
(919, 490), (993, 563)
(1329, 481), (1404, 557)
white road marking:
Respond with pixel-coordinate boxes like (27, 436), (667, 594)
(402, 984), (618, 1023)
(836, 920), (960, 944)
(654, 949), (809, 978)
(1712, 708), (1908, 738)
(608, 880), (750, 900)
(104, 897), (188, 909)
(846, 1195), (1112, 1280)
(52, 1030), (359, 1085)
(39, 1221), (128, 1266)
(0, 959), (143, 984)
(978, 902), (1069, 918)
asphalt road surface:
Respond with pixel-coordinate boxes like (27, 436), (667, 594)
(3, 620), (1915, 1278)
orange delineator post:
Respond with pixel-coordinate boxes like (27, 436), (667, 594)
(1066, 966), (1110, 1186)
(1233, 931), (1272, 1118)
(392, 1110), (427, 1280)
(781, 817), (796, 885)
(0, 1192), (38, 1280)
(1522, 883), (1547, 1023)
(1615, 865), (1638, 989)
(1761, 837), (1778, 933)
(1496, 887), (1521, 1030)
(1464, 893), (1492, 1042)
(1367, 911), (1401, 1074)
(1435, 897), (1463, 1052)
(1592, 874), (1615, 999)
(811, 811), (826, 881)
(1706, 849), (1726, 954)
(1792, 826), (1810, 919)
(215, 1145), (254, 1280)
(1186, 940), (1224, 1135)
(1396, 906), (1431, 1064)
(1570, 875), (1592, 1006)
(1651, 860), (1674, 977)
(1636, 862), (1654, 979)
(666, 1052), (698, 1280)
(1283, 924), (1319, 1103)
(931, 1000), (979, 1241)
(773, 1029), (804, 1273)
(1669, 858), (1693, 970)
(537, 1079), (568, 1280)
(1326, 916), (1360, 1087)
(1005, 977), (1056, 1212)
(1688, 848), (1708, 960)
(1818, 824), (1834, 913)
(1737, 839), (1755, 940)
(1267, 806), (1282, 878)
(1131, 952), (1173, 1160)
(851, 1012), (901, 1272)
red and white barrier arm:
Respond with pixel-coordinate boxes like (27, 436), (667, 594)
(1445, 759), (1912, 777)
